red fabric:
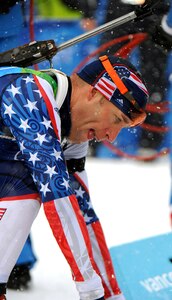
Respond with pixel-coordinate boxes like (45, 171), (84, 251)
(91, 221), (121, 297)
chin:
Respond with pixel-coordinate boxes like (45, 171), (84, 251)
(68, 136), (84, 144)
(69, 130), (89, 143)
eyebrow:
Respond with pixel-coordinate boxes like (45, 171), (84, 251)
(120, 113), (131, 125)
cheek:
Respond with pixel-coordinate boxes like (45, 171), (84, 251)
(101, 114), (114, 127)
(98, 110), (111, 124)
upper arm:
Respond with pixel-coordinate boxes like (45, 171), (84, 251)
(1, 73), (73, 202)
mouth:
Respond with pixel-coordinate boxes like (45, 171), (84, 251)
(88, 129), (103, 142)
(88, 129), (95, 140)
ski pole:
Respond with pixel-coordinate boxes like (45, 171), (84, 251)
(56, 0), (161, 52)
(0, 0), (161, 67)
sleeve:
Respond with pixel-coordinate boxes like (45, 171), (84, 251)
(63, 141), (98, 224)
(66, 156), (122, 298)
(69, 169), (99, 224)
(1, 73), (74, 202)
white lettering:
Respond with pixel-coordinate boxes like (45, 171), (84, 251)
(140, 280), (153, 292)
(139, 272), (172, 293)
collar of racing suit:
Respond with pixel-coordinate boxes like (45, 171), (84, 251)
(46, 69), (72, 139)
(59, 76), (72, 139)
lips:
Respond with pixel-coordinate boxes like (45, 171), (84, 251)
(88, 129), (95, 140)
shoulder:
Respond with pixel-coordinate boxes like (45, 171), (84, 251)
(23, 68), (58, 96)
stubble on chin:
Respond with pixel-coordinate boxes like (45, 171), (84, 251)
(69, 128), (87, 144)
(68, 128), (80, 144)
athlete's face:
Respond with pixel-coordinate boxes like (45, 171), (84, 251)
(69, 89), (133, 144)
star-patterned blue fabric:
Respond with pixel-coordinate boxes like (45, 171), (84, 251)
(69, 174), (98, 225)
(0, 73), (73, 202)
(0, 160), (38, 198)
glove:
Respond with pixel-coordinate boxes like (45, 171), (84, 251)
(151, 15), (172, 52)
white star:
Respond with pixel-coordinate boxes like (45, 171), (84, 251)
(40, 182), (51, 197)
(29, 152), (40, 166)
(7, 84), (21, 97)
(19, 141), (26, 152)
(87, 200), (92, 210)
(23, 76), (34, 84)
(41, 116), (52, 130)
(75, 187), (85, 199)
(33, 89), (42, 98)
(85, 215), (93, 223)
(35, 133), (48, 145)
(19, 118), (31, 132)
(24, 99), (38, 112)
(44, 165), (58, 179)
(61, 178), (70, 190)
(51, 148), (62, 160)
(3, 103), (16, 119)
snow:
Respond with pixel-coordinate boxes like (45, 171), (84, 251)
(7, 156), (172, 300)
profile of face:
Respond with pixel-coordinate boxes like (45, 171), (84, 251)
(69, 88), (133, 144)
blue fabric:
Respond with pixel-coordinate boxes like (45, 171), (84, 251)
(0, 73), (73, 202)
(69, 174), (98, 225)
(0, 160), (37, 198)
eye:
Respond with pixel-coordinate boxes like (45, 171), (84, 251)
(114, 115), (122, 124)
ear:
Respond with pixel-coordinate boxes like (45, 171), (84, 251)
(88, 87), (97, 101)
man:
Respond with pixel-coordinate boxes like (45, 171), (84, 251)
(0, 54), (149, 300)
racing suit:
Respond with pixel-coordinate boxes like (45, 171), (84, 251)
(0, 67), (122, 299)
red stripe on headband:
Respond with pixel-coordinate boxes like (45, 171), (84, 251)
(96, 82), (112, 99)
(101, 77), (116, 92)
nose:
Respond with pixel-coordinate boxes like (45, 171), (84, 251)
(105, 128), (121, 143)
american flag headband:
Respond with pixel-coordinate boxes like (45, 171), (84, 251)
(99, 55), (143, 113)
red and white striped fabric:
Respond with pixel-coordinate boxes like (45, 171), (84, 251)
(95, 77), (117, 101)
(0, 208), (6, 220)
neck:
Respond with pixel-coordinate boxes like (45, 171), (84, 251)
(59, 76), (72, 139)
